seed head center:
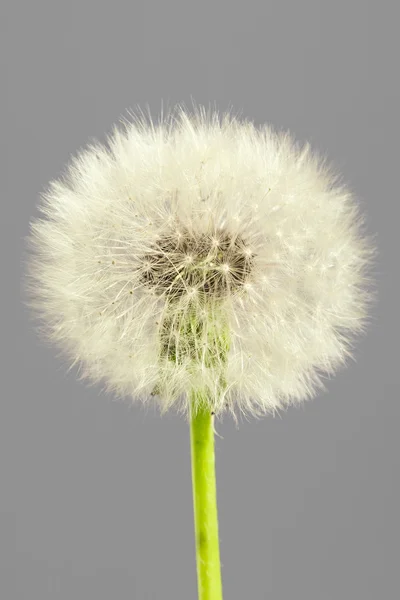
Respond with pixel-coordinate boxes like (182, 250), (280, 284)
(140, 226), (254, 300)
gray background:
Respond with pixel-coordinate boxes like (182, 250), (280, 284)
(2, 1), (398, 599)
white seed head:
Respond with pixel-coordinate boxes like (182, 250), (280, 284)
(24, 104), (374, 420)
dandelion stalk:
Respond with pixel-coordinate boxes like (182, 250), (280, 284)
(159, 302), (227, 598)
(190, 392), (223, 600)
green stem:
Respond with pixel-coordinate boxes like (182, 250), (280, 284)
(190, 392), (223, 600)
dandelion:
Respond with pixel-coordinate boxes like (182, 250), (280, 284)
(24, 104), (374, 599)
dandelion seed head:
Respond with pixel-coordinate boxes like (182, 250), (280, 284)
(24, 104), (374, 420)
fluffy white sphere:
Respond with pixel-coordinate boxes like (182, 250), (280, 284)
(25, 105), (373, 419)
